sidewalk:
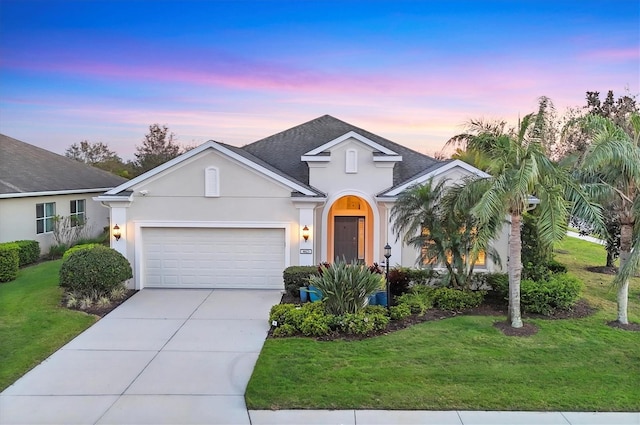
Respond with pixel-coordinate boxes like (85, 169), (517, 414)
(248, 409), (640, 424)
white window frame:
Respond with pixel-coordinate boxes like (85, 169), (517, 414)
(36, 202), (56, 234)
(70, 199), (86, 227)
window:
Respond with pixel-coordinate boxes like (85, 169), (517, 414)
(345, 149), (357, 173)
(36, 202), (56, 234)
(420, 226), (486, 267)
(205, 166), (220, 197)
(70, 199), (86, 227)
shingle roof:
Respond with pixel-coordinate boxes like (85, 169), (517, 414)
(217, 142), (325, 196)
(241, 115), (441, 187)
(0, 134), (128, 195)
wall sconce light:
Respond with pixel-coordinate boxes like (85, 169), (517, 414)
(302, 225), (310, 242)
(113, 224), (122, 241)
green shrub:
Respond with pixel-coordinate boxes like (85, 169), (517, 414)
(0, 243), (20, 282)
(299, 313), (332, 336)
(13, 240), (40, 266)
(269, 303), (297, 325)
(309, 260), (383, 315)
(520, 274), (583, 315)
(487, 273), (510, 299)
(62, 243), (97, 261)
(283, 266), (318, 297)
(389, 304), (411, 320)
(337, 312), (389, 335)
(433, 288), (484, 311)
(396, 292), (430, 315)
(59, 245), (132, 300)
(547, 259), (568, 274)
(272, 324), (297, 337)
(363, 305), (387, 315)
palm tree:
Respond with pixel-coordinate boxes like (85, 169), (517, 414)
(447, 110), (602, 328)
(390, 178), (502, 290)
(577, 113), (640, 324)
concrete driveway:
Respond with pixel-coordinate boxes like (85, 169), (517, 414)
(0, 288), (283, 425)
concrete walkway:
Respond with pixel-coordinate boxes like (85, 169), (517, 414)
(249, 410), (640, 424)
(0, 288), (283, 425)
(2, 288), (638, 425)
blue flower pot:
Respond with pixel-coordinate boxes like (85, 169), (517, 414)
(308, 285), (322, 302)
(368, 294), (377, 306)
(299, 287), (308, 303)
(376, 290), (388, 307)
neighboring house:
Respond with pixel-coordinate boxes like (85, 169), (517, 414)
(0, 134), (128, 254)
(96, 115), (508, 290)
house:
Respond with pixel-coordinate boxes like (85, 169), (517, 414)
(95, 115), (508, 290)
(0, 134), (127, 254)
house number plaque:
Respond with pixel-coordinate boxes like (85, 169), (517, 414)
(300, 249), (312, 254)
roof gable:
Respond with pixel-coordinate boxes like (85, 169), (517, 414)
(242, 115), (440, 186)
(0, 134), (127, 197)
(104, 140), (321, 197)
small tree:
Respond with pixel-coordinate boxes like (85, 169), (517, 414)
(52, 215), (92, 247)
(134, 124), (182, 173)
(391, 177), (502, 290)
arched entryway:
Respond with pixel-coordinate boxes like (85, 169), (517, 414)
(325, 194), (375, 264)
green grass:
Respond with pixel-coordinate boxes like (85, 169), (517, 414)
(0, 260), (97, 391)
(246, 237), (640, 411)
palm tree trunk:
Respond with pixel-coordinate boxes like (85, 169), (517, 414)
(617, 222), (633, 324)
(508, 214), (523, 328)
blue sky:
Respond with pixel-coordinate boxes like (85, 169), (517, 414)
(1, 0), (638, 159)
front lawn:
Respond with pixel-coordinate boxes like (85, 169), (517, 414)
(0, 260), (97, 391)
(246, 237), (640, 411)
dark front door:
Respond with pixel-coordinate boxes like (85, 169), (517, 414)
(334, 216), (364, 263)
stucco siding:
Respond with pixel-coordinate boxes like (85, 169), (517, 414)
(308, 138), (394, 195)
(129, 150), (293, 199)
(0, 193), (110, 254)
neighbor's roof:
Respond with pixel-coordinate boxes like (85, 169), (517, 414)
(0, 134), (127, 196)
(242, 115), (441, 187)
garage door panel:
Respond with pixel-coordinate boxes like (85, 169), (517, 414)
(142, 227), (285, 289)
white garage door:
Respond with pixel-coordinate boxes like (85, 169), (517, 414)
(142, 227), (285, 289)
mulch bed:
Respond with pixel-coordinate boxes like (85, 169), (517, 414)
(62, 289), (138, 317)
(607, 320), (640, 332)
(586, 266), (618, 275)
(272, 292), (604, 340)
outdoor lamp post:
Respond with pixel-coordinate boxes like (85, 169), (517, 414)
(384, 243), (391, 311)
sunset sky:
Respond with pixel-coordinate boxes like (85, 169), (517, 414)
(1, 0), (638, 160)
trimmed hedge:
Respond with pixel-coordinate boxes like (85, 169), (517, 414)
(520, 274), (583, 315)
(0, 243), (20, 282)
(14, 240), (40, 266)
(62, 243), (97, 261)
(490, 273), (583, 315)
(283, 266), (318, 297)
(59, 245), (132, 299)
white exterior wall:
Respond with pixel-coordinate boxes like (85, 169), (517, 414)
(109, 150), (304, 288)
(308, 138), (394, 194)
(395, 164), (509, 273)
(0, 192), (111, 255)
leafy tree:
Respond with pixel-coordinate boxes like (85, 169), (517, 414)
(65, 140), (133, 177)
(557, 91), (638, 267)
(577, 112), (640, 324)
(65, 140), (120, 164)
(134, 124), (182, 173)
(390, 177), (502, 290)
(446, 100), (602, 328)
